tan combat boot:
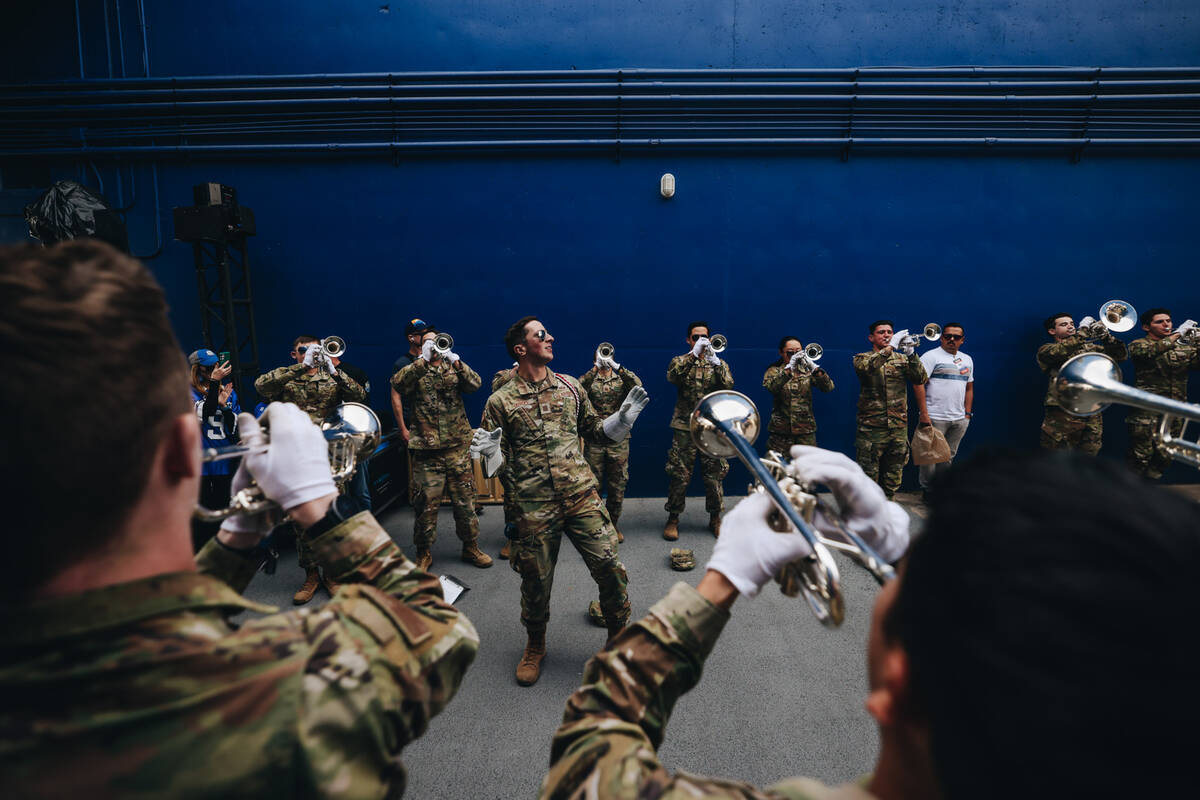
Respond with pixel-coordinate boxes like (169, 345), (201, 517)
(415, 549), (433, 571)
(293, 569), (320, 605)
(499, 541), (511, 560)
(709, 514), (722, 538)
(462, 542), (494, 568)
(662, 515), (679, 541)
(322, 571), (340, 596)
(515, 630), (547, 686)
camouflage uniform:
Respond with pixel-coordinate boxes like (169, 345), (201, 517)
(481, 372), (629, 632)
(763, 360), (835, 454)
(491, 366), (520, 524)
(579, 365), (644, 527)
(1036, 333), (1128, 455)
(852, 349), (928, 499)
(542, 582), (874, 800)
(665, 355), (735, 515)
(255, 363), (367, 569)
(392, 358), (483, 549)
(1125, 335), (1200, 478)
(0, 512), (478, 798)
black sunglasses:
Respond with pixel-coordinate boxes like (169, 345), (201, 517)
(531, 329), (550, 341)
(941, 333), (963, 341)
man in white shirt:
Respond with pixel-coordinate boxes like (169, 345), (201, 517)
(913, 323), (974, 497)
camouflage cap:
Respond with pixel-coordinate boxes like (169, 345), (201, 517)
(669, 548), (696, 571)
(587, 600), (607, 626)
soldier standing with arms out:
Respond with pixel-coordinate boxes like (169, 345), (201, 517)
(0, 241), (477, 797)
(471, 316), (649, 686)
(392, 329), (492, 571)
(256, 334), (367, 603)
(763, 335), (834, 453)
(853, 320), (929, 500)
(1126, 308), (1200, 478)
(664, 321), (734, 541)
(1037, 312), (1128, 454)
(580, 345), (644, 542)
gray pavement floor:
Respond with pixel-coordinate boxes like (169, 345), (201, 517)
(242, 494), (930, 799)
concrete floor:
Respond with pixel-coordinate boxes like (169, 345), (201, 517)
(241, 495), (922, 798)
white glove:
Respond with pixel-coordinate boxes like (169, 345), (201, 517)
(1078, 316), (1096, 329)
(239, 403), (337, 512)
(602, 385), (650, 441)
(691, 337), (708, 358)
(302, 346), (317, 368)
(705, 492), (816, 598)
(219, 418), (273, 537)
(787, 351), (815, 372)
(1176, 319), (1197, 336)
(888, 330), (908, 350)
(421, 339), (435, 362)
(705, 347), (721, 365)
(470, 427), (504, 477)
(595, 354), (619, 371)
(787, 446), (911, 564)
(445, 350), (461, 363)
(322, 354), (337, 376)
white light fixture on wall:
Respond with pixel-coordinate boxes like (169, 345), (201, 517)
(660, 173), (675, 198)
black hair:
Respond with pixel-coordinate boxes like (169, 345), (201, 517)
(505, 316), (539, 360)
(886, 449), (1200, 798)
(1043, 312), (1072, 334)
(686, 320), (710, 338)
(941, 322), (964, 335)
(1140, 307), (1171, 326)
(772, 335), (803, 367)
(868, 319), (894, 335)
(292, 334), (319, 348)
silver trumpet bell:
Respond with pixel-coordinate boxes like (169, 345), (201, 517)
(804, 342), (823, 362)
(321, 335), (346, 359)
(1055, 352), (1200, 468)
(433, 333), (455, 356)
(690, 391), (896, 627)
(195, 402), (382, 521)
(923, 323), (942, 340)
(596, 341), (615, 360)
(1079, 300), (1137, 339)
(707, 333), (728, 353)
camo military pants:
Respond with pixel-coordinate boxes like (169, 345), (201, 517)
(766, 431), (817, 456)
(411, 443), (480, 549)
(665, 429), (729, 515)
(1126, 417), (1183, 480)
(584, 439), (629, 525)
(855, 426), (909, 499)
(1040, 406), (1102, 456)
(509, 488), (630, 632)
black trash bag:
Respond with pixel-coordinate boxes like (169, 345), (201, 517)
(23, 180), (129, 252)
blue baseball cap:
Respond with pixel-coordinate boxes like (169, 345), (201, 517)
(188, 348), (220, 367)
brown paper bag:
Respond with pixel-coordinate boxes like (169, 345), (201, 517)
(911, 424), (952, 465)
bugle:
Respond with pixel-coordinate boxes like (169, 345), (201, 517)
(1055, 352), (1200, 469)
(433, 333), (455, 357)
(596, 341), (615, 360)
(320, 336), (346, 359)
(707, 333), (728, 354)
(1078, 299), (1137, 340)
(804, 343), (823, 362)
(690, 390), (895, 627)
(195, 402), (382, 521)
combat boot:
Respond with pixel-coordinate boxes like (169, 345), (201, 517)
(415, 549), (433, 571)
(322, 571), (341, 596)
(610, 511), (624, 542)
(615, 528), (624, 543)
(461, 542), (494, 568)
(515, 630), (547, 686)
(293, 569), (320, 605)
(499, 541), (511, 560)
(663, 515), (680, 541)
(709, 514), (722, 538)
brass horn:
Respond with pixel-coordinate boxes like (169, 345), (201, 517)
(804, 343), (823, 362)
(596, 342), (615, 360)
(1079, 300), (1137, 340)
(195, 402), (382, 521)
(690, 390), (895, 627)
(1055, 352), (1200, 469)
(433, 333), (455, 356)
(707, 333), (728, 354)
(321, 336), (346, 359)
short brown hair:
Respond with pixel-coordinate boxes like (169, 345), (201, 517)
(0, 241), (189, 599)
(505, 315), (539, 360)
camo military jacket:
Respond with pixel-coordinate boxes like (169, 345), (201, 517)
(481, 371), (611, 502)
(852, 349), (928, 429)
(542, 582), (877, 800)
(667, 355), (735, 431)
(0, 512), (478, 798)
(391, 358), (482, 450)
(1036, 333), (1128, 408)
(579, 366), (643, 439)
(1126, 336), (1200, 423)
(254, 363), (367, 422)
(763, 362), (835, 436)
(492, 365), (518, 392)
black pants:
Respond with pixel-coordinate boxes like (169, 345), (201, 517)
(192, 473), (233, 552)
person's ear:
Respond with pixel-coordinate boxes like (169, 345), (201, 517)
(866, 646), (913, 728)
(162, 412), (201, 484)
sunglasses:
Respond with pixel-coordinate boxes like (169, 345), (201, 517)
(531, 329), (550, 341)
(941, 333), (963, 341)
(689, 334), (709, 342)
(295, 346), (309, 354)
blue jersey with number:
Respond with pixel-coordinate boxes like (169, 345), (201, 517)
(192, 385), (241, 475)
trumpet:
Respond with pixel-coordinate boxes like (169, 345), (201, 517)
(804, 343), (823, 362)
(194, 402), (382, 521)
(1055, 352), (1200, 469)
(690, 390), (895, 627)
(895, 324), (940, 351)
(433, 333), (455, 357)
(1078, 299), (1137, 340)
(707, 333), (728, 354)
(596, 341), (615, 360)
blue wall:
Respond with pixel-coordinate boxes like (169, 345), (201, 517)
(3, 1), (1200, 493)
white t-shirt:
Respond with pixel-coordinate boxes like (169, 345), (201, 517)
(920, 346), (974, 420)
